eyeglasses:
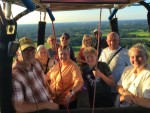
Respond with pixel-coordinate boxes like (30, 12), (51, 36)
(61, 36), (68, 40)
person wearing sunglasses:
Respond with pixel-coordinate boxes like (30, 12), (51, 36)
(59, 32), (76, 62)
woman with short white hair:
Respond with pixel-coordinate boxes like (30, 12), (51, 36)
(36, 45), (57, 74)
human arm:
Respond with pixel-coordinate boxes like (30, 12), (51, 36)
(76, 48), (87, 64)
(117, 85), (134, 103)
(131, 97), (150, 108)
(13, 100), (58, 113)
(65, 65), (84, 105)
(131, 76), (150, 108)
(94, 68), (115, 87)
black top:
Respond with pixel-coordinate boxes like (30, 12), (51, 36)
(93, 38), (108, 58)
(82, 62), (113, 108)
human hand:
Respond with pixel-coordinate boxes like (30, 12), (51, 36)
(120, 90), (134, 104)
(47, 101), (59, 110)
(64, 93), (72, 105)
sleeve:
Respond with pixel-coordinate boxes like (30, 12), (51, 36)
(12, 78), (24, 102)
(100, 62), (112, 77)
(77, 48), (83, 58)
(98, 49), (105, 61)
(72, 63), (84, 89)
(117, 66), (131, 86)
(143, 74), (150, 98)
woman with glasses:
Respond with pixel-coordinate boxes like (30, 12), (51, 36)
(36, 45), (57, 74)
(47, 35), (59, 61)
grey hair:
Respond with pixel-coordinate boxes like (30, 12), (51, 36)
(36, 45), (48, 54)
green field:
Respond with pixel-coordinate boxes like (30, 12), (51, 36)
(44, 37), (150, 64)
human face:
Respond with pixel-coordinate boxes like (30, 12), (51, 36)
(107, 35), (119, 50)
(22, 47), (35, 63)
(84, 37), (91, 47)
(94, 32), (102, 39)
(60, 35), (69, 46)
(49, 38), (56, 46)
(84, 53), (97, 67)
(58, 49), (70, 62)
(130, 48), (147, 69)
(38, 48), (48, 59)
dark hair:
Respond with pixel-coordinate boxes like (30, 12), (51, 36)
(62, 32), (70, 39)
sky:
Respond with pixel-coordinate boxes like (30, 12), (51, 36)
(0, 1), (149, 24)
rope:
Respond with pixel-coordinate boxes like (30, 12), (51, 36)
(92, 5), (102, 113)
(48, 5), (70, 113)
(58, 62), (70, 113)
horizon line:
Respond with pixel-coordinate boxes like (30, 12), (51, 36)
(17, 19), (147, 25)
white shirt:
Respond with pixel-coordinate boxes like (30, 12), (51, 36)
(118, 65), (150, 98)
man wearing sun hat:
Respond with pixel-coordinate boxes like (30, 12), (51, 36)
(12, 37), (59, 113)
(93, 29), (108, 58)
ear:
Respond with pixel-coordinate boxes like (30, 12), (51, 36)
(16, 49), (22, 57)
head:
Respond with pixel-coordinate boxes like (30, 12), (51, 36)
(81, 34), (92, 48)
(93, 29), (102, 39)
(60, 32), (70, 46)
(58, 46), (70, 63)
(36, 45), (49, 60)
(106, 32), (120, 50)
(47, 35), (57, 47)
(83, 47), (98, 67)
(128, 43), (149, 69)
(17, 37), (35, 64)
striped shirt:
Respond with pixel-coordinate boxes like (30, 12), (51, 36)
(12, 59), (50, 103)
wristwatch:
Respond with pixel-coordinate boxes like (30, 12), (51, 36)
(70, 89), (74, 96)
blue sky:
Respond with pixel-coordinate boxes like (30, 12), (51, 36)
(1, 1), (149, 24)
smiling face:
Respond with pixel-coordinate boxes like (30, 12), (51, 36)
(37, 47), (48, 60)
(18, 47), (35, 64)
(84, 53), (97, 67)
(129, 48), (147, 69)
(83, 47), (98, 68)
(106, 32), (119, 50)
(60, 34), (69, 46)
(58, 46), (70, 63)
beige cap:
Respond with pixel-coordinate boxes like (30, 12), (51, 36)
(93, 29), (102, 34)
(19, 37), (35, 51)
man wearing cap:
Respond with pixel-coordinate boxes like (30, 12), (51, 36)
(93, 29), (108, 58)
(59, 32), (76, 62)
(12, 37), (59, 113)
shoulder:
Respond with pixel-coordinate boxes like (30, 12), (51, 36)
(98, 61), (108, 67)
(143, 65), (150, 77)
(120, 48), (128, 53)
(102, 47), (109, 52)
(123, 66), (133, 73)
(32, 59), (43, 71)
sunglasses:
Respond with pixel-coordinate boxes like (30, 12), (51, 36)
(61, 35), (69, 40)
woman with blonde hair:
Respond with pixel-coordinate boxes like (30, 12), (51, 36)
(36, 45), (57, 74)
(116, 43), (150, 108)
(76, 34), (92, 67)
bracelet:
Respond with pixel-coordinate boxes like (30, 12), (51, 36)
(122, 90), (125, 95)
